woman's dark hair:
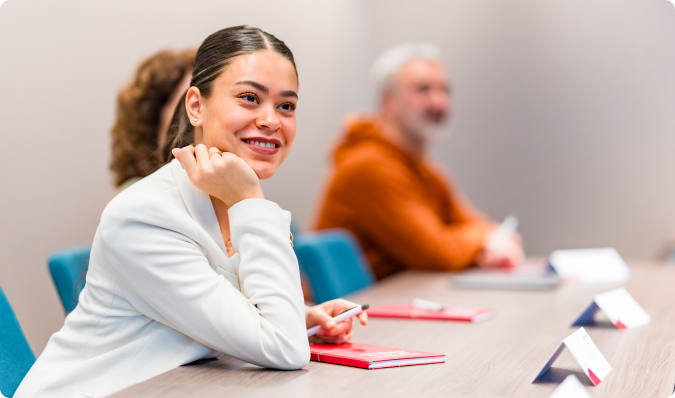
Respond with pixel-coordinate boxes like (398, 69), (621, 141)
(160, 25), (297, 162)
(110, 49), (196, 186)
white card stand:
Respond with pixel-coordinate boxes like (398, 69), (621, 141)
(549, 248), (630, 283)
(572, 287), (651, 330)
(534, 327), (612, 386)
(548, 375), (592, 398)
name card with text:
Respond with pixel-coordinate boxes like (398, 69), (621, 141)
(534, 327), (612, 386)
(572, 287), (650, 330)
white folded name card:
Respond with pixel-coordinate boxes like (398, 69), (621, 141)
(548, 375), (592, 398)
(549, 248), (630, 284)
(534, 327), (612, 386)
(572, 287), (650, 330)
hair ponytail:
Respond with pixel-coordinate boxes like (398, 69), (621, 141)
(160, 25), (297, 163)
(160, 91), (193, 162)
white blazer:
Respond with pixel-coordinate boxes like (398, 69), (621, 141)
(15, 159), (310, 398)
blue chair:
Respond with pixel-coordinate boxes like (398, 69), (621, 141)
(290, 222), (300, 240)
(0, 286), (36, 397)
(294, 229), (375, 303)
(48, 246), (91, 313)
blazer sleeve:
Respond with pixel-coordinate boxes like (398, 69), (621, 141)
(335, 158), (491, 271)
(98, 196), (310, 370)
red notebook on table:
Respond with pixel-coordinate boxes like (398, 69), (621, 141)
(367, 304), (493, 323)
(310, 342), (444, 369)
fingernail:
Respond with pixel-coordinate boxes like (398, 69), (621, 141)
(325, 320), (335, 329)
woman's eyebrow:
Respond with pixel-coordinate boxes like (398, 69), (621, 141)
(280, 90), (298, 99)
(236, 80), (298, 99)
(236, 80), (268, 93)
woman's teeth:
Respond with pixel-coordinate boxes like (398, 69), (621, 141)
(245, 140), (276, 149)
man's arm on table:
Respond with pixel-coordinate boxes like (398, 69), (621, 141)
(333, 158), (491, 271)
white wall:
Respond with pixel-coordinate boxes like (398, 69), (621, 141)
(367, 0), (675, 257)
(2, 0), (675, 355)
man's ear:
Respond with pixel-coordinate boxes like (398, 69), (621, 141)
(185, 87), (203, 126)
(381, 91), (397, 115)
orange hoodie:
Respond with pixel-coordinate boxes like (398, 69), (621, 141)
(313, 118), (492, 280)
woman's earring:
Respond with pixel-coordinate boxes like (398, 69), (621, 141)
(192, 118), (198, 123)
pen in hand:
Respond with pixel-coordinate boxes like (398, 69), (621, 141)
(307, 304), (369, 337)
(489, 214), (519, 251)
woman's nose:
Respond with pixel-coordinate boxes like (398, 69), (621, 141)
(256, 104), (282, 131)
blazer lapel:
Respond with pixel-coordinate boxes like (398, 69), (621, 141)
(170, 159), (229, 256)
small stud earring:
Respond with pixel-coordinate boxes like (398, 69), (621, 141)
(192, 118), (198, 123)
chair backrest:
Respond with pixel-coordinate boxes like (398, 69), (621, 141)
(290, 222), (300, 240)
(0, 286), (36, 398)
(48, 246), (91, 313)
(294, 229), (375, 303)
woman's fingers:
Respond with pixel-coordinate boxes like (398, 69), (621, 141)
(357, 312), (368, 325)
(320, 333), (351, 344)
(173, 144), (263, 206)
(306, 298), (368, 344)
(329, 299), (360, 315)
(207, 146), (223, 160)
(317, 319), (353, 337)
(320, 327), (353, 344)
(194, 144), (210, 165)
(177, 146), (198, 175)
(306, 308), (336, 330)
(220, 151), (242, 167)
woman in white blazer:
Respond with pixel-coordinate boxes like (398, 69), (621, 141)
(15, 25), (367, 398)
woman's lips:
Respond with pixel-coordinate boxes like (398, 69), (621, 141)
(242, 138), (281, 155)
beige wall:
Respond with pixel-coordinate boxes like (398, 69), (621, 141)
(2, 0), (675, 355)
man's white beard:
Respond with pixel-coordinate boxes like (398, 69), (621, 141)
(400, 112), (442, 148)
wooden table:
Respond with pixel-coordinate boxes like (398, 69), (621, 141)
(109, 261), (675, 398)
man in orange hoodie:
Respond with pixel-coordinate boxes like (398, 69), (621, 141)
(313, 43), (524, 280)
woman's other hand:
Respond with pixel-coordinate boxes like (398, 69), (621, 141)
(305, 299), (368, 344)
(173, 144), (264, 206)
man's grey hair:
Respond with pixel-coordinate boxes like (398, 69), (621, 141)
(371, 42), (443, 98)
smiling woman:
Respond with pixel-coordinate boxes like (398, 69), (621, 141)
(161, 26), (299, 179)
(14, 25), (366, 398)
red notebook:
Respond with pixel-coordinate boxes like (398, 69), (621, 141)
(366, 304), (493, 323)
(310, 342), (444, 369)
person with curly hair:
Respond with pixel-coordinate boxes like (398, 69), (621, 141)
(110, 49), (196, 194)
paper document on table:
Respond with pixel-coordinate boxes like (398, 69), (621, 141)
(549, 248), (630, 283)
(452, 260), (561, 291)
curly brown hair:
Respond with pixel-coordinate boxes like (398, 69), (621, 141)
(110, 49), (196, 186)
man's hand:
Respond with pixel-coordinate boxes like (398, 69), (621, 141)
(305, 299), (368, 344)
(477, 231), (524, 269)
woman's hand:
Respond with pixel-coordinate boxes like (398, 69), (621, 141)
(305, 299), (368, 344)
(172, 144), (264, 207)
